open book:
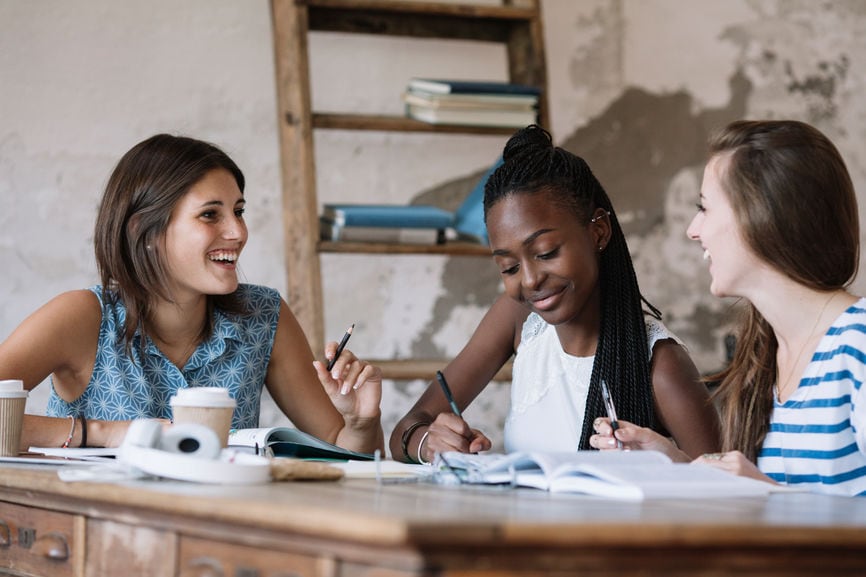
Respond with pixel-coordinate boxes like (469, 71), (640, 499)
(438, 450), (777, 501)
(228, 427), (374, 461)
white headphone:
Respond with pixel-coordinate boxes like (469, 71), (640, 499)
(118, 419), (271, 485)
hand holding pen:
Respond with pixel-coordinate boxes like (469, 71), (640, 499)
(600, 379), (623, 449)
(417, 371), (492, 461)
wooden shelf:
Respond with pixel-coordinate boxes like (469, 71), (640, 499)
(318, 239), (491, 255)
(377, 358), (512, 381)
(312, 113), (521, 134)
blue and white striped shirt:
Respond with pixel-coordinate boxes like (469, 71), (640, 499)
(758, 298), (866, 496)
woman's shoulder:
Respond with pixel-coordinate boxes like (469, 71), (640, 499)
(645, 315), (684, 349)
(45, 288), (102, 317)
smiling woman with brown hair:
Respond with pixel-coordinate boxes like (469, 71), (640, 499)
(592, 119), (866, 497)
(0, 133), (384, 454)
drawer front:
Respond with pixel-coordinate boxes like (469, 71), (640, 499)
(179, 535), (325, 577)
(0, 500), (80, 577)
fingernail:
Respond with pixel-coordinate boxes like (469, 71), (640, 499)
(608, 439), (616, 446)
(331, 370), (339, 379)
(340, 383), (349, 395)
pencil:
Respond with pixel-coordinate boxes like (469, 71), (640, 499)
(600, 379), (623, 449)
(327, 323), (354, 371)
(436, 370), (462, 418)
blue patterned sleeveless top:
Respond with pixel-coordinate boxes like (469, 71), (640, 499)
(46, 284), (281, 429)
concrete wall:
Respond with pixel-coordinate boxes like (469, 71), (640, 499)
(3, 0), (866, 454)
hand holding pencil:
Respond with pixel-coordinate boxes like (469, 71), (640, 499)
(413, 370), (492, 464)
(313, 323), (382, 421)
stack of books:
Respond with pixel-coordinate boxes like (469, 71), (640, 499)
(319, 203), (456, 245)
(403, 78), (540, 128)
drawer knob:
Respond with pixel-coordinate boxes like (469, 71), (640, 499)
(31, 532), (69, 561)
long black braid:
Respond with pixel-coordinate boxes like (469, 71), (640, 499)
(483, 125), (660, 450)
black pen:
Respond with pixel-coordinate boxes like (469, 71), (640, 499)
(327, 323), (354, 371)
(436, 370), (462, 418)
(600, 379), (623, 449)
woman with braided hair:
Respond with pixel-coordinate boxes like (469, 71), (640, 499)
(390, 124), (721, 464)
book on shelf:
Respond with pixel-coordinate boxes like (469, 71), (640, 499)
(320, 156), (503, 246)
(403, 89), (538, 110)
(320, 217), (449, 245)
(408, 78), (542, 97)
(228, 427), (374, 461)
(438, 450), (778, 501)
(406, 103), (537, 128)
(322, 203), (455, 229)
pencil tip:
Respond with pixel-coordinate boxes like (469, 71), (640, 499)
(347, 324), (355, 333)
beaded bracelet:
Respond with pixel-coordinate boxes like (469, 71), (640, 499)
(400, 421), (430, 463)
(61, 415), (76, 448)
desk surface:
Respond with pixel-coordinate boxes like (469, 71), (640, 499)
(2, 462), (866, 576)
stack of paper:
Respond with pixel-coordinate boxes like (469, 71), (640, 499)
(403, 78), (540, 128)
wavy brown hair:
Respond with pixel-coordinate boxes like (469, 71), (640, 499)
(94, 134), (248, 355)
(708, 120), (859, 461)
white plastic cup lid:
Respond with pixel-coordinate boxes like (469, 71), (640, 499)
(170, 387), (236, 408)
(0, 379), (28, 399)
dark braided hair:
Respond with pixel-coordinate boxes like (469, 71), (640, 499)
(484, 125), (661, 450)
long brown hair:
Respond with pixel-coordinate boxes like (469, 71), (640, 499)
(94, 134), (248, 355)
(709, 120), (859, 461)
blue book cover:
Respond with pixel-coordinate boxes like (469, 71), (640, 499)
(322, 204), (455, 229)
(408, 78), (542, 97)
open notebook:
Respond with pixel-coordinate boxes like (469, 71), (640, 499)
(438, 450), (778, 501)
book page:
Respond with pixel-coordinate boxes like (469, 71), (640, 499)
(550, 463), (775, 499)
(227, 427), (275, 449)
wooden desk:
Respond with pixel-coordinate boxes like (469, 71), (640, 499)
(1, 463), (866, 577)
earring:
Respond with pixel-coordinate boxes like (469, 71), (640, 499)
(590, 210), (611, 224)
(598, 244), (604, 252)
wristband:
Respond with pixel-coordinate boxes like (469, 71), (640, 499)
(79, 415), (88, 448)
(400, 421), (430, 463)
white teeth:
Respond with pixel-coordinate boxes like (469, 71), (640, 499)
(703, 249), (710, 261)
(209, 251), (237, 262)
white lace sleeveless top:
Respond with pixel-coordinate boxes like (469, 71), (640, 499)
(503, 313), (680, 453)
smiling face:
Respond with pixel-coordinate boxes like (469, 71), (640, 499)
(161, 168), (247, 303)
(487, 190), (607, 327)
(687, 154), (764, 298)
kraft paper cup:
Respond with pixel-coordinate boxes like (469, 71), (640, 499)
(0, 380), (28, 457)
(170, 388), (236, 448)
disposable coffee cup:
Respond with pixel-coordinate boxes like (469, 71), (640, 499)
(0, 380), (28, 457)
(170, 387), (236, 448)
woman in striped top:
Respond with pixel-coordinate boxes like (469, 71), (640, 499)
(591, 119), (866, 496)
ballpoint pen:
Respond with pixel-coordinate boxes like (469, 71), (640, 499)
(600, 379), (623, 449)
(327, 323), (354, 371)
(436, 370), (462, 418)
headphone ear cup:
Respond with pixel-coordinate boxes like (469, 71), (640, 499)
(122, 419), (163, 448)
(159, 424), (221, 460)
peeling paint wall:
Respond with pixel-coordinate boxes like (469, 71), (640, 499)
(4, 0), (866, 455)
